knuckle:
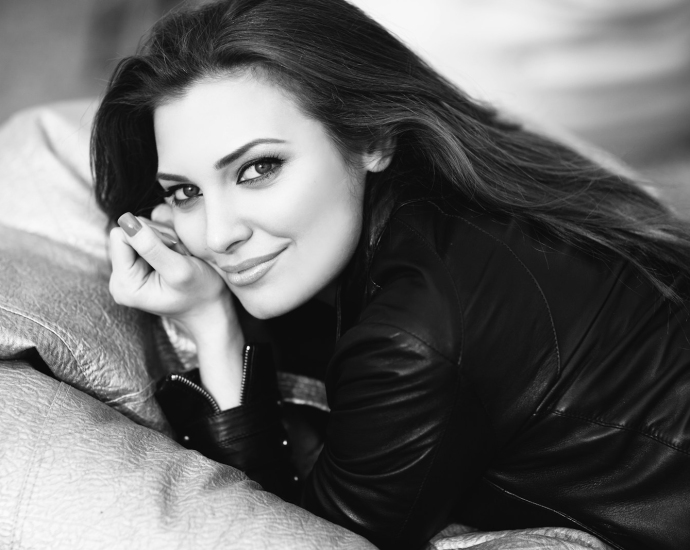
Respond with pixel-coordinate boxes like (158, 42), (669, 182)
(167, 266), (194, 287)
(133, 231), (159, 256)
(108, 279), (126, 305)
(109, 274), (136, 307)
(141, 241), (165, 263)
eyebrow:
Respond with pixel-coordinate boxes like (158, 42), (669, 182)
(156, 138), (287, 182)
(213, 138), (286, 170)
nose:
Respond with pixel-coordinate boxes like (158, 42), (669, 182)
(204, 193), (252, 254)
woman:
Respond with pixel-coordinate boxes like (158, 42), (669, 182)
(91, 1), (690, 549)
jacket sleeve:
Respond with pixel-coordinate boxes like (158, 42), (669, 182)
(156, 343), (300, 502)
(0, 360), (375, 549)
(303, 320), (494, 550)
(156, 321), (492, 550)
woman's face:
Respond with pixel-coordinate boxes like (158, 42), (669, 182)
(154, 73), (388, 319)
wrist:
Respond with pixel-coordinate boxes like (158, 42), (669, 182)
(174, 293), (246, 410)
(179, 292), (243, 350)
(197, 340), (244, 410)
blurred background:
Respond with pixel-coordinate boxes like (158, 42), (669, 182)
(0, 0), (167, 121)
(1, 0), (688, 209)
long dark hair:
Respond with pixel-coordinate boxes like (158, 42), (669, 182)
(92, 0), (690, 301)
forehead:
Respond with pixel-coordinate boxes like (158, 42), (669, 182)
(153, 73), (315, 164)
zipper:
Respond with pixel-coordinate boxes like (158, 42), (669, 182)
(239, 344), (251, 406)
(335, 282), (342, 342)
(168, 373), (221, 414)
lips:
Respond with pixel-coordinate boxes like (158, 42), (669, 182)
(219, 247), (286, 286)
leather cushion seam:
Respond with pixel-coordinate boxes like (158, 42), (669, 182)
(105, 383), (156, 405)
(0, 302), (152, 407)
(11, 381), (67, 549)
(0, 302), (97, 397)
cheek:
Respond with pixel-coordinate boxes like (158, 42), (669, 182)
(308, 173), (364, 243)
(280, 165), (364, 239)
(173, 212), (209, 259)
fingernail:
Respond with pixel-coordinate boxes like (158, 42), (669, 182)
(118, 213), (142, 237)
(160, 233), (178, 247)
(154, 229), (178, 247)
(172, 241), (191, 256)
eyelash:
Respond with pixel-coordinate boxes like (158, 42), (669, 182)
(160, 155), (285, 209)
(238, 154), (284, 184)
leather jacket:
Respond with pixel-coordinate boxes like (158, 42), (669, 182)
(158, 189), (690, 550)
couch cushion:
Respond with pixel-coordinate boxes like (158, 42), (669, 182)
(0, 100), (168, 431)
(0, 224), (168, 431)
(0, 361), (373, 550)
(0, 99), (109, 259)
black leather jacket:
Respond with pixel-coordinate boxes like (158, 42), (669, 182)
(159, 192), (690, 550)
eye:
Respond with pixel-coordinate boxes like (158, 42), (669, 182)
(172, 184), (201, 201)
(238, 158), (283, 183)
(162, 183), (202, 208)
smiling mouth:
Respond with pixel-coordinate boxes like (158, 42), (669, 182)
(220, 248), (286, 287)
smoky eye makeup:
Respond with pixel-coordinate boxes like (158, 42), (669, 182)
(160, 182), (202, 208)
(236, 153), (286, 185)
(154, 149), (287, 208)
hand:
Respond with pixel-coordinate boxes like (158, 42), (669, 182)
(110, 207), (245, 409)
(109, 208), (230, 337)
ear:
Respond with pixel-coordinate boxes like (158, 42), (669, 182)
(362, 136), (396, 173)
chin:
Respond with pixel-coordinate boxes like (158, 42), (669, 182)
(236, 289), (309, 320)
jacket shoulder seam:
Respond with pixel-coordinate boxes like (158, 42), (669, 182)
(357, 320), (458, 366)
(544, 408), (690, 456)
(415, 203), (562, 377)
(380, 216), (464, 366)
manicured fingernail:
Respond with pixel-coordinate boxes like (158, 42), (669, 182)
(153, 228), (178, 247)
(160, 233), (178, 247)
(118, 213), (142, 237)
